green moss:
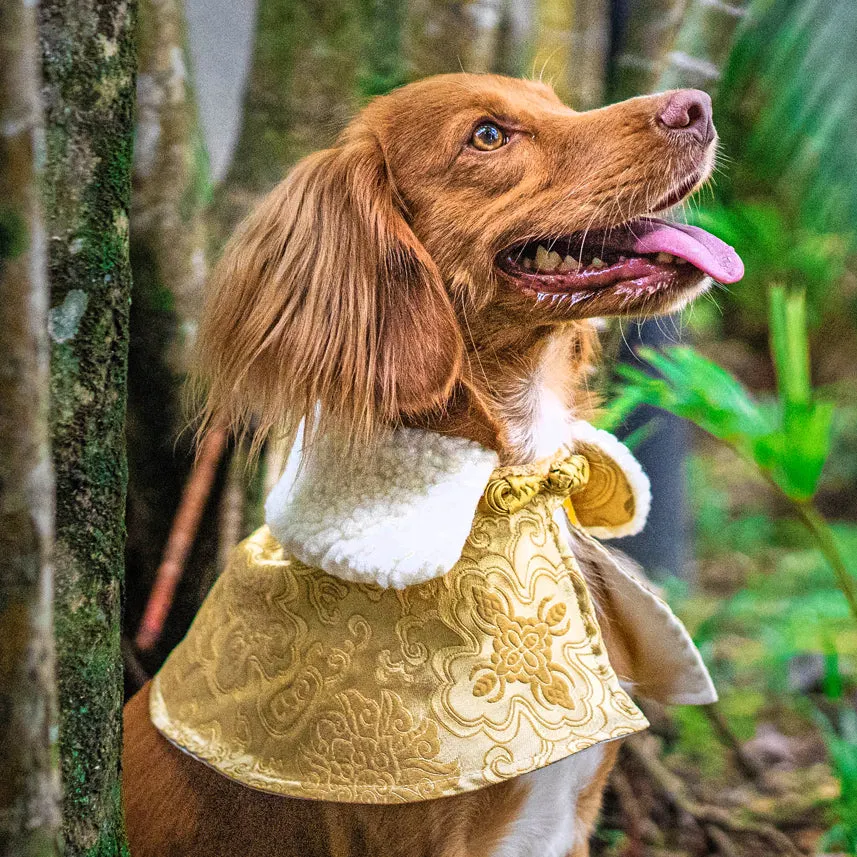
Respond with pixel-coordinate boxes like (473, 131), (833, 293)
(179, 130), (213, 221)
(357, 0), (407, 97)
(671, 706), (729, 779)
(0, 206), (29, 261)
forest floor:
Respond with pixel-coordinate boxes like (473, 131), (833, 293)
(594, 438), (857, 857)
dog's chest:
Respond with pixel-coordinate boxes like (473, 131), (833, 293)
(490, 744), (606, 857)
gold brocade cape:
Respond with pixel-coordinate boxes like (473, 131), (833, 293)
(151, 427), (715, 804)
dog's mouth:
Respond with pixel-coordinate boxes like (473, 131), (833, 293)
(497, 217), (743, 309)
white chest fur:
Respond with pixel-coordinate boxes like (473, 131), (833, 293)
(490, 744), (606, 857)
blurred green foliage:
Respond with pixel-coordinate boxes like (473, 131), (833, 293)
(606, 280), (857, 843)
(605, 0), (857, 826)
(684, 0), (857, 353)
(816, 700), (857, 854)
(606, 288), (834, 502)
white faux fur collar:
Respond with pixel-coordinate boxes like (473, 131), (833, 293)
(265, 422), (650, 589)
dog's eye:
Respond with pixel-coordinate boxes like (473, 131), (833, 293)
(470, 123), (507, 151)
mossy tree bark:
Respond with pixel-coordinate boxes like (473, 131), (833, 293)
(39, 0), (137, 853)
(211, 0), (367, 242)
(125, 0), (212, 646)
(404, 0), (506, 77)
(0, 3), (62, 856)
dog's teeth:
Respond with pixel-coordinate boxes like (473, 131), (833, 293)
(618, 255), (627, 262)
(675, 257), (688, 265)
(590, 257), (605, 269)
(534, 245), (562, 272)
(523, 257), (533, 270)
(559, 255), (575, 271)
(655, 252), (675, 264)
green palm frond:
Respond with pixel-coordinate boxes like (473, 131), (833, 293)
(719, 0), (857, 241)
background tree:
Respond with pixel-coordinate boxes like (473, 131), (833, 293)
(39, 0), (137, 852)
(126, 0), (214, 658)
(211, 0), (368, 242)
(0, 2), (62, 855)
(129, 0), (389, 660)
(657, 0), (749, 92)
(610, 0), (684, 99)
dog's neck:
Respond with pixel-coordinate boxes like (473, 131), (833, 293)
(408, 323), (597, 466)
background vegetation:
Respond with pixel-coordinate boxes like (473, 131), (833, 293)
(1, 0), (856, 855)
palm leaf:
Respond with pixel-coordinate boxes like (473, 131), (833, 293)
(719, 0), (857, 242)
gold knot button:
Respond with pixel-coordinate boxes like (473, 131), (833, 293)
(484, 454), (589, 515)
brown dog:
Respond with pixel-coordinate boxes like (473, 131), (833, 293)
(123, 73), (739, 857)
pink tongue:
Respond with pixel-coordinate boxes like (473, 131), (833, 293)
(631, 218), (744, 284)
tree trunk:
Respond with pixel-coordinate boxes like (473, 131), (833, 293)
(404, 0), (505, 78)
(567, 0), (610, 109)
(607, 0), (750, 581)
(532, 0), (574, 98)
(494, 0), (535, 78)
(657, 0), (749, 93)
(0, 3), (62, 856)
(39, 0), (137, 853)
(133, 0), (209, 375)
(194, 0), (389, 585)
(532, 0), (610, 109)
(125, 0), (212, 648)
(211, 0), (366, 241)
(610, 0), (685, 100)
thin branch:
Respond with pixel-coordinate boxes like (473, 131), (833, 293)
(703, 703), (765, 781)
(121, 636), (150, 694)
(706, 824), (742, 857)
(0, 0), (61, 848)
(196, 442), (246, 600)
(792, 499), (857, 627)
(135, 428), (227, 651)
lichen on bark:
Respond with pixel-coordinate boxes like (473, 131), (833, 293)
(38, 0), (137, 854)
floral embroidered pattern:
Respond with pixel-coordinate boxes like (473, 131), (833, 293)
(297, 689), (460, 802)
(471, 593), (577, 709)
(151, 446), (656, 804)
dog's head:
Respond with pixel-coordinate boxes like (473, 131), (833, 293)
(195, 73), (742, 452)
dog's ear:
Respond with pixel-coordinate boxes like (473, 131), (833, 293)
(193, 130), (463, 453)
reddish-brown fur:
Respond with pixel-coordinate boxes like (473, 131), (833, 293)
(126, 73), (717, 856)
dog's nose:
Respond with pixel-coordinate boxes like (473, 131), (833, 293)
(657, 89), (714, 146)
